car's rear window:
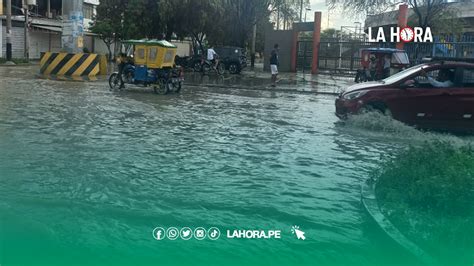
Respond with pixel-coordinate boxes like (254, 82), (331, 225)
(392, 52), (409, 64)
(462, 68), (474, 87)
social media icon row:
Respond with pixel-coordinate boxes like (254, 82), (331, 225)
(153, 227), (220, 240)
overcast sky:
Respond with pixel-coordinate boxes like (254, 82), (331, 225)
(305, 0), (365, 30)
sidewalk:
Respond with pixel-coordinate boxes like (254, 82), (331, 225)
(184, 65), (354, 95)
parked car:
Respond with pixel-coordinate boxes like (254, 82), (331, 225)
(214, 46), (247, 74)
(336, 59), (474, 133)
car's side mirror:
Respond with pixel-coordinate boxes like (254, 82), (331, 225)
(400, 79), (415, 89)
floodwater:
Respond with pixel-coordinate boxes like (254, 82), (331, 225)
(0, 67), (471, 265)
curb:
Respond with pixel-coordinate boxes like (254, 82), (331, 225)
(184, 83), (340, 95)
(361, 181), (439, 266)
(36, 74), (100, 82)
(0, 64), (32, 67)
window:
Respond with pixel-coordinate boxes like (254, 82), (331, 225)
(462, 68), (474, 87)
(83, 4), (94, 19)
(412, 67), (456, 88)
(148, 48), (158, 61)
(391, 52), (409, 65)
(164, 50), (174, 63)
(136, 48), (145, 60)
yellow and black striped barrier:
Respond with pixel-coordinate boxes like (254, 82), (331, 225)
(40, 52), (107, 77)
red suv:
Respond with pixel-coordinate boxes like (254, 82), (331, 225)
(336, 60), (474, 133)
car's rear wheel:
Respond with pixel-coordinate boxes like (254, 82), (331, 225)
(229, 63), (240, 74)
(193, 62), (202, 72)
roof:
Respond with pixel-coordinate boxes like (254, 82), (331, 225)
(122, 39), (177, 48)
(32, 25), (62, 32)
(361, 48), (406, 53)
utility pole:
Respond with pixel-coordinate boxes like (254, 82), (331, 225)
(327, 8), (330, 29)
(6, 0), (13, 62)
(24, 3), (29, 60)
(250, 22), (257, 68)
(300, 0), (303, 22)
(47, 0), (50, 18)
(62, 0), (84, 53)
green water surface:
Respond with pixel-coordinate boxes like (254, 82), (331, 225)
(0, 68), (471, 265)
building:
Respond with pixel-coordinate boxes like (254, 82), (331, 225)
(0, 0), (109, 59)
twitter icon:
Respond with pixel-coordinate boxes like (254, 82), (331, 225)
(180, 227), (193, 240)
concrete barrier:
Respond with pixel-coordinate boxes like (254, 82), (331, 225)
(39, 52), (107, 77)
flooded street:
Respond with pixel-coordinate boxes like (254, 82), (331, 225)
(0, 66), (469, 265)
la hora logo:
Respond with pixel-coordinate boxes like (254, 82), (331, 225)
(368, 27), (433, 43)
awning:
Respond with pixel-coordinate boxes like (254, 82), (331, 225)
(32, 25), (62, 33)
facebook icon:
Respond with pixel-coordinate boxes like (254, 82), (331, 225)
(153, 227), (166, 240)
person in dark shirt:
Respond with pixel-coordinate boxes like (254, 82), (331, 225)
(270, 44), (279, 87)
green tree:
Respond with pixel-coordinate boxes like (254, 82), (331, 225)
(90, 0), (126, 60)
(122, 0), (164, 39)
(92, 0), (308, 56)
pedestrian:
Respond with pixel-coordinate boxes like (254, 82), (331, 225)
(383, 54), (391, 79)
(368, 55), (377, 81)
(270, 44), (279, 87)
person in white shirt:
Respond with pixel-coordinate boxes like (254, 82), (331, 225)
(207, 47), (219, 69)
(421, 69), (454, 88)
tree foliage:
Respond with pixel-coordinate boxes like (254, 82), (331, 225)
(91, 0), (308, 54)
(89, 0), (127, 59)
(327, 0), (462, 34)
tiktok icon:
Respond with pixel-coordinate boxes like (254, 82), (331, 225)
(207, 227), (220, 240)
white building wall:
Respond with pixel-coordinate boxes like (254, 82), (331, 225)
(29, 32), (61, 59)
(1, 25), (25, 58)
(84, 0), (99, 5)
(172, 41), (192, 57)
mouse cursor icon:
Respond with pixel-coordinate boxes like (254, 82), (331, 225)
(291, 226), (306, 240)
(294, 228), (306, 240)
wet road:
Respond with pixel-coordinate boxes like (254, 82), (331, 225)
(0, 66), (458, 265)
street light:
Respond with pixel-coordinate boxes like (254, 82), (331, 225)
(304, 7), (311, 22)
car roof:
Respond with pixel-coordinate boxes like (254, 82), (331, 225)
(361, 48), (405, 53)
(423, 61), (474, 68)
(122, 39), (177, 48)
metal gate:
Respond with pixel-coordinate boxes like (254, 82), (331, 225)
(297, 41), (313, 72)
(318, 41), (381, 72)
(317, 39), (474, 71)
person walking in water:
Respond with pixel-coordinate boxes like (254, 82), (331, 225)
(270, 44), (279, 87)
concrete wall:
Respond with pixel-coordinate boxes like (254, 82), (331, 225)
(264, 28), (293, 72)
(171, 40), (192, 56)
(93, 37), (114, 55)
